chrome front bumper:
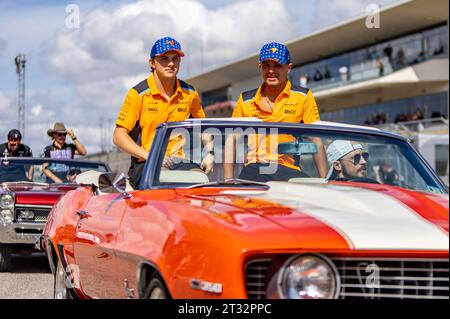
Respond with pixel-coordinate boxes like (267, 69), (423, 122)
(0, 222), (45, 245)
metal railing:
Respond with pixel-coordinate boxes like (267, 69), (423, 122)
(299, 52), (448, 93)
(376, 117), (449, 135)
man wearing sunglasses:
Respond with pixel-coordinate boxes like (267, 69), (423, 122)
(42, 122), (87, 183)
(326, 140), (369, 180)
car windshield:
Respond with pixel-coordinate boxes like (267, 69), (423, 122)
(147, 123), (447, 195)
(0, 158), (109, 184)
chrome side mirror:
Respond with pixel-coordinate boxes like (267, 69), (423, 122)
(112, 173), (133, 199)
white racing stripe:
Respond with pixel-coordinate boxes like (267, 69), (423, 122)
(254, 182), (449, 251)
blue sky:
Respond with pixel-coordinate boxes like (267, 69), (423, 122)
(0, 0), (315, 91)
(0, 0), (398, 154)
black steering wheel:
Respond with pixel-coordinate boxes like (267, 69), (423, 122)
(334, 177), (380, 184)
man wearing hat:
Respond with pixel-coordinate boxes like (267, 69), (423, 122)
(0, 129), (33, 158)
(113, 36), (213, 189)
(224, 42), (328, 181)
(43, 123), (86, 159)
(42, 123), (87, 183)
(326, 140), (369, 180)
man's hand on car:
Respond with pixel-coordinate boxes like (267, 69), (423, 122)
(200, 153), (215, 174)
(162, 156), (174, 170)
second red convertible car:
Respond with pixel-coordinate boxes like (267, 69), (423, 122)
(42, 120), (449, 299)
(0, 157), (110, 271)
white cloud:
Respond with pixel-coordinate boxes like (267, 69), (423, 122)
(0, 91), (11, 111)
(39, 0), (295, 155)
(312, 0), (397, 30)
(31, 104), (43, 117)
(0, 39), (6, 56)
(48, 0), (294, 80)
(18, 0), (399, 157)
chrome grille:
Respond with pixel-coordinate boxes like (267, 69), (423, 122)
(332, 257), (449, 299)
(245, 259), (272, 299)
(245, 257), (449, 299)
(15, 205), (52, 223)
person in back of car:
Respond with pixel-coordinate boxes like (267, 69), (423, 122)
(326, 140), (369, 180)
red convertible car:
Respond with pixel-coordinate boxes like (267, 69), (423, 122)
(0, 157), (109, 271)
(42, 120), (448, 299)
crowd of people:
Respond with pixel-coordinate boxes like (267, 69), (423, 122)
(363, 109), (428, 126)
(364, 112), (388, 125)
(394, 110), (425, 123)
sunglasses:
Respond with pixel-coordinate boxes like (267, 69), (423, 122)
(341, 152), (369, 165)
(56, 132), (67, 137)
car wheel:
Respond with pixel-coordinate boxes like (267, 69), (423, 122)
(144, 275), (169, 299)
(0, 244), (12, 272)
(53, 259), (76, 299)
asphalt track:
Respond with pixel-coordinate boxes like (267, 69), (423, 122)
(0, 252), (53, 299)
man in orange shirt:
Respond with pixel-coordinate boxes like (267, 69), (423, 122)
(224, 42), (328, 181)
(113, 37), (214, 188)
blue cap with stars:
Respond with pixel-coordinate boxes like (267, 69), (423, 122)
(259, 42), (291, 64)
(150, 37), (185, 58)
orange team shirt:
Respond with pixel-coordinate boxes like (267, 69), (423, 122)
(116, 73), (205, 160)
(232, 81), (320, 170)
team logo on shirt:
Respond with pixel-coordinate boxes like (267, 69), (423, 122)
(284, 109), (297, 114)
(177, 107), (188, 112)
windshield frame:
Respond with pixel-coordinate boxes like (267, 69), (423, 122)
(140, 120), (448, 194)
(0, 157), (111, 185)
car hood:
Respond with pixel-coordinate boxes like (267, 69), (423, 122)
(179, 181), (449, 252)
(1, 182), (78, 206)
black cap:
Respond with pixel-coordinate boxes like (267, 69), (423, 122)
(7, 129), (22, 140)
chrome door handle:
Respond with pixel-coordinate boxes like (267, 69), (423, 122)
(76, 210), (90, 219)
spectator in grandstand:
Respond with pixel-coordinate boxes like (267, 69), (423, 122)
(324, 66), (331, 79)
(339, 65), (349, 81)
(431, 111), (446, 119)
(299, 74), (309, 87)
(313, 68), (323, 81)
(384, 44), (393, 65)
(376, 57), (384, 77)
(395, 47), (405, 67)
(394, 113), (407, 123)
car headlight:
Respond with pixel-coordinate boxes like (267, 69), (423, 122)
(278, 255), (340, 299)
(0, 209), (14, 225)
(0, 193), (14, 209)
